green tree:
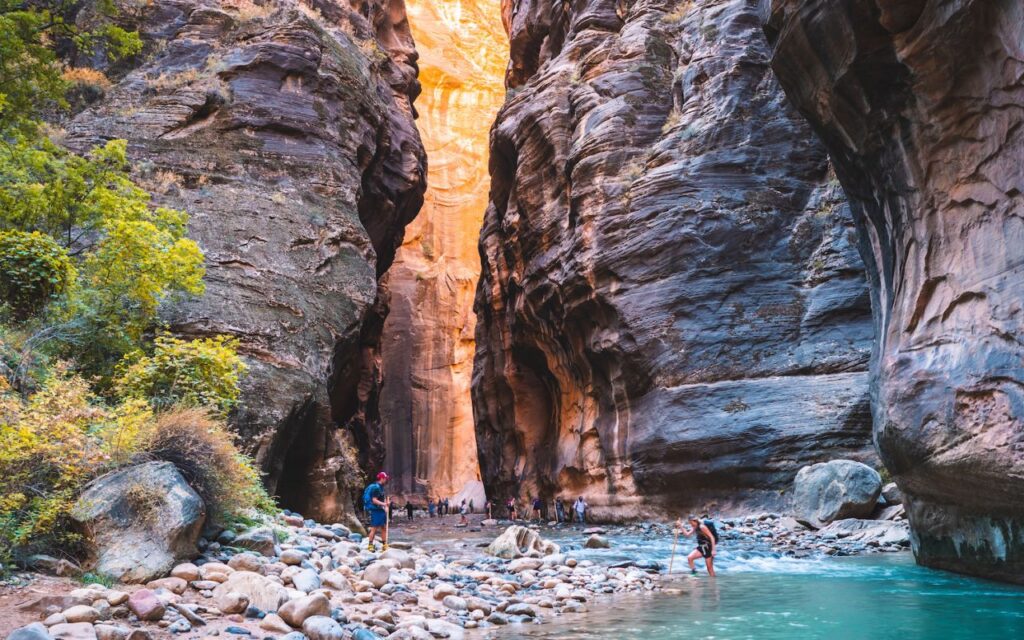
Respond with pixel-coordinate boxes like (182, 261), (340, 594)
(115, 335), (247, 415)
(0, 230), (77, 320)
(0, 0), (140, 136)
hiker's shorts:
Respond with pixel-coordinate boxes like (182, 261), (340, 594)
(697, 542), (713, 558)
(370, 509), (387, 527)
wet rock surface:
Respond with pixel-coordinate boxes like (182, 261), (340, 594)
(764, 0), (1024, 583)
(65, 0), (426, 524)
(473, 0), (874, 516)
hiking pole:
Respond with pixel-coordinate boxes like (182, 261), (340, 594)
(385, 501), (390, 549)
(668, 527), (680, 574)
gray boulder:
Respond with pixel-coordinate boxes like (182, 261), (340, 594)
(234, 528), (278, 557)
(71, 461), (205, 583)
(8, 623), (51, 640)
(792, 460), (882, 528)
(881, 482), (903, 505)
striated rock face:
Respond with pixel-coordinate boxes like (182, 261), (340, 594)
(376, 0), (505, 503)
(66, 0), (425, 523)
(473, 0), (875, 517)
(764, 0), (1024, 582)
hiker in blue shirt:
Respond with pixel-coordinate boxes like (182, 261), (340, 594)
(363, 471), (390, 552)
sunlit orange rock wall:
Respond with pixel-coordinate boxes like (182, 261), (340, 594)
(378, 0), (506, 503)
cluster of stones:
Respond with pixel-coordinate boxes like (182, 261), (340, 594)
(11, 517), (661, 640)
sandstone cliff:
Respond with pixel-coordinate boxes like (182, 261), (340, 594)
(375, 0), (505, 505)
(765, 0), (1024, 582)
(66, 0), (426, 524)
(473, 0), (875, 517)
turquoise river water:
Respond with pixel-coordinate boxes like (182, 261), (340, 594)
(462, 528), (1024, 640)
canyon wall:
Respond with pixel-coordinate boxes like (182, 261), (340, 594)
(376, 0), (506, 505)
(473, 0), (876, 517)
(764, 0), (1024, 582)
(66, 0), (426, 524)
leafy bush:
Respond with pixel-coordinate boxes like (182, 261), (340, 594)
(138, 408), (275, 523)
(0, 367), (271, 566)
(0, 230), (77, 320)
(0, 366), (144, 563)
(115, 336), (247, 415)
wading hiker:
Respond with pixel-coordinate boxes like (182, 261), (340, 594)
(676, 515), (718, 577)
(405, 500), (414, 521)
(485, 499), (493, 519)
(506, 497), (517, 520)
(459, 499), (469, 525)
(363, 471), (390, 552)
(532, 495), (543, 521)
(555, 497), (566, 523)
(573, 496), (588, 523)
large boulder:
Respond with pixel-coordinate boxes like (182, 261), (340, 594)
(792, 460), (881, 528)
(486, 526), (559, 559)
(71, 461), (205, 583)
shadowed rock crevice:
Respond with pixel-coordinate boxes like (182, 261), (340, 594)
(763, 0), (1024, 583)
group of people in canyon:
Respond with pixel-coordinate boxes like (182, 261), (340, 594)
(362, 472), (716, 577)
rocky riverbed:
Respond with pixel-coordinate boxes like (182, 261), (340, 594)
(2, 501), (909, 640)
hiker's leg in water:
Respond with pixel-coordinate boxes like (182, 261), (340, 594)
(687, 549), (701, 571)
(706, 556), (715, 577)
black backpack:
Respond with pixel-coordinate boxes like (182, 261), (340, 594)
(703, 519), (720, 543)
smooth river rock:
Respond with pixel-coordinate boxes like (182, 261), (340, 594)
(473, 0), (875, 516)
(764, 0), (1024, 583)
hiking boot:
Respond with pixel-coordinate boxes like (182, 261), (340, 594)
(382, 543), (389, 552)
(367, 542), (377, 553)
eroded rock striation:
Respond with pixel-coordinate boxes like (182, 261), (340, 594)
(473, 0), (875, 517)
(66, 0), (425, 523)
(764, 0), (1024, 582)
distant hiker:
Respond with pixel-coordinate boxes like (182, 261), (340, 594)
(506, 497), (516, 521)
(405, 500), (414, 521)
(573, 496), (588, 524)
(532, 496), (543, 521)
(388, 498), (396, 523)
(460, 499), (469, 525)
(469, 499), (475, 514)
(428, 498), (436, 517)
(555, 497), (566, 523)
(363, 471), (389, 552)
(485, 499), (493, 519)
(677, 515), (718, 577)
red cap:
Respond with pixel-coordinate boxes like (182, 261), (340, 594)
(377, 471), (389, 481)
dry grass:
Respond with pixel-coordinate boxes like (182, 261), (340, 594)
(63, 67), (112, 90)
(662, 0), (693, 24)
(224, 0), (275, 22)
(149, 68), (201, 91)
(296, 0), (324, 22)
(141, 408), (274, 522)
